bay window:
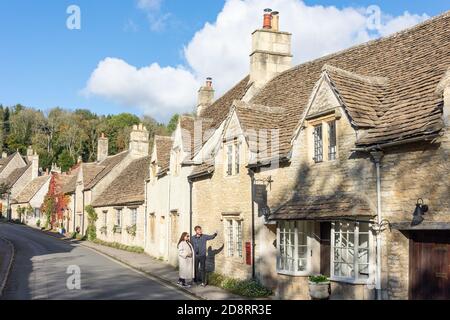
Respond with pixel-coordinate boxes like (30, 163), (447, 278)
(331, 221), (372, 283)
(277, 221), (312, 275)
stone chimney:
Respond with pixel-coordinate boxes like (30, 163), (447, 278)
(97, 133), (108, 162)
(26, 146), (39, 180)
(2, 152), (7, 159)
(129, 123), (149, 157)
(244, 9), (292, 100)
(197, 77), (215, 117)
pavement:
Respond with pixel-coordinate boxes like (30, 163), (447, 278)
(0, 222), (243, 300)
(0, 222), (195, 300)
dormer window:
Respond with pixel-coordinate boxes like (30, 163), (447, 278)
(310, 117), (338, 163)
(225, 140), (241, 176)
(313, 125), (323, 163)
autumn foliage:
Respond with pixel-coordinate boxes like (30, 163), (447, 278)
(41, 173), (70, 230)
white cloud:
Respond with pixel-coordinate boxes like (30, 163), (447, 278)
(136, 0), (170, 31)
(84, 0), (429, 121)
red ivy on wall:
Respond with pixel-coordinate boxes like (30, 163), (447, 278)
(41, 173), (70, 229)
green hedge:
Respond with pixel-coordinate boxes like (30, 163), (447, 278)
(92, 239), (144, 253)
(208, 272), (272, 298)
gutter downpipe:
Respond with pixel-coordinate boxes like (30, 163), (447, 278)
(144, 179), (149, 250)
(81, 191), (85, 235)
(72, 192), (76, 233)
(188, 178), (193, 236)
(370, 150), (384, 301)
(248, 169), (256, 280)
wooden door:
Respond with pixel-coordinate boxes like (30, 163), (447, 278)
(410, 231), (450, 300)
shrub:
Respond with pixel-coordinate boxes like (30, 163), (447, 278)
(126, 225), (136, 237)
(207, 273), (272, 298)
(85, 205), (98, 241)
(36, 219), (41, 227)
(92, 239), (144, 254)
(309, 275), (329, 283)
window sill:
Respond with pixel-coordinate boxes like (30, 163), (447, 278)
(329, 277), (370, 285)
(276, 270), (312, 277)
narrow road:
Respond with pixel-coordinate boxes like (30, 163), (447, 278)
(0, 223), (193, 300)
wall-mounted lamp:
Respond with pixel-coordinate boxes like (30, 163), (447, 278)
(411, 198), (428, 226)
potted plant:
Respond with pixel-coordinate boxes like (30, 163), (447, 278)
(113, 225), (122, 234)
(308, 275), (331, 300)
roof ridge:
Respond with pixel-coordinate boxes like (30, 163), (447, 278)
(323, 64), (389, 86)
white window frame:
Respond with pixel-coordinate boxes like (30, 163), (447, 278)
(116, 209), (122, 227)
(330, 221), (374, 284)
(224, 218), (244, 259)
(130, 208), (137, 226)
(224, 140), (242, 177)
(276, 221), (313, 276)
(308, 117), (339, 164)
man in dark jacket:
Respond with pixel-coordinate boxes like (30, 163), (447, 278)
(191, 226), (217, 286)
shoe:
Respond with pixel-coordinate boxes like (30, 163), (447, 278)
(200, 283), (206, 287)
(183, 284), (192, 288)
(177, 281), (183, 286)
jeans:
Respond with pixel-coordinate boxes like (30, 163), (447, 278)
(194, 255), (207, 283)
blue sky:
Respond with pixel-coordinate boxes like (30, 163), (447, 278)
(0, 1), (447, 123)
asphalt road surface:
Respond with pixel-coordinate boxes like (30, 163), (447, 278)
(0, 223), (194, 300)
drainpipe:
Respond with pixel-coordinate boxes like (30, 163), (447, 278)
(167, 173), (171, 261)
(370, 150), (384, 300)
(248, 169), (256, 279)
(144, 179), (149, 249)
(81, 192), (85, 235)
(72, 192), (76, 233)
(189, 178), (193, 236)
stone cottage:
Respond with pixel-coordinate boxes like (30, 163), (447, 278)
(92, 155), (151, 248)
(11, 174), (51, 226)
(188, 10), (450, 300)
(64, 125), (150, 237)
(0, 147), (39, 219)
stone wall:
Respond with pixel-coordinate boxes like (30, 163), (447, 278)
(95, 204), (146, 248)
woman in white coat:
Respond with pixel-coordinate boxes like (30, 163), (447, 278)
(177, 232), (195, 288)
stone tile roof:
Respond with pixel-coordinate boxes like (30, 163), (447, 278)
(0, 152), (18, 173)
(324, 65), (388, 128)
(188, 160), (215, 179)
(154, 135), (172, 175)
(269, 193), (374, 220)
(180, 116), (215, 159)
(61, 166), (81, 195)
(0, 165), (29, 188)
(13, 175), (50, 204)
(200, 76), (251, 130)
(92, 156), (151, 207)
(251, 11), (450, 149)
(84, 151), (129, 190)
(233, 101), (288, 161)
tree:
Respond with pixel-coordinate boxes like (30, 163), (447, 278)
(58, 149), (75, 172)
(85, 205), (98, 241)
(167, 114), (180, 134)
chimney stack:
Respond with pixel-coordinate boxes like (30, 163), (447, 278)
(271, 11), (279, 31)
(243, 9), (292, 101)
(197, 77), (215, 117)
(26, 146), (39, 179)
(129, 123), (149, 157)
(2, 152), (7, 159)
(263, 8), (272, 29)
(97, 133), (109, 162)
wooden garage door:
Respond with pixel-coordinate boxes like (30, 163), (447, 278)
(410, 231), (450, 300)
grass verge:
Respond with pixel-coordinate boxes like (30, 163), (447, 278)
(208, 272), (272, 298)
(92, 239), (144, 253)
